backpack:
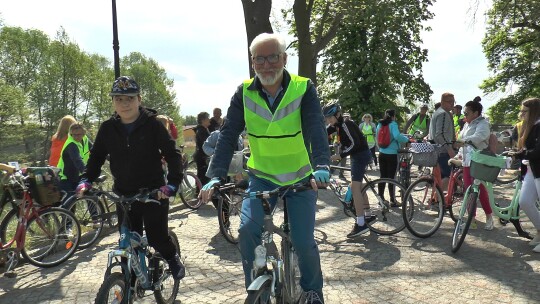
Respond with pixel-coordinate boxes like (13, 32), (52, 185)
(377, 124), (392, 148)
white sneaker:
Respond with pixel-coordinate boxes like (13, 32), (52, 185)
(529, 234), (540, 247)
(533, 243), (540, 253)
(484, 216), (494, 231)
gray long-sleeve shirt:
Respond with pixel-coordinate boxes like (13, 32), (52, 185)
(428, 107), (455, 147)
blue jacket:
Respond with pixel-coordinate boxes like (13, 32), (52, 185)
(376, 120), (409, 155)
(206, 70), (330, 179)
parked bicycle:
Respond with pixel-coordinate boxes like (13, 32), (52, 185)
(213, 180), (249, 244)
(329, 165), (408, 235)
(451, 142), (530, 253)
(62, 174), (118, 249)
(94, 189), (180, 304)
(402, 142), (466, 238)
(176, 145), (203, 209)
(0, 166), (81, 276)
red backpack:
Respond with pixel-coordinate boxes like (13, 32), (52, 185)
(377, 124), (392, 148)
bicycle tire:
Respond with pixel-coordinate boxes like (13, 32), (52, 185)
(64, 195), (104, 249)
(362, 178), (407, 235)
(179, 172), (203, 210)
(245, 279), (280, 304)
(217, 192), (242, 244)
(448, 171), (464, 223)
(153, 230), (181, 304)
(0, 207), (19, 245)
(402, 178), (445, 238)
(281, 240), (301, 303)
(451, 191), (478, 253)
(22, 207), (81, 268)
(94, 272), (132, 304)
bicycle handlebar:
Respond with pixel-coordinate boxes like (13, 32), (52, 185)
(85, 188), (161, 205)
(246, 182), (313, 200)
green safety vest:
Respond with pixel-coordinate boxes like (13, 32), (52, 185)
(408, 114), (428, 136)
(361, 123), (375, 145)
(243, 75), (312, 185)
(454, 114), (465, 133)
(57, 135), (90, 180)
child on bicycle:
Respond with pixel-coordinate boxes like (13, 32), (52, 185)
(76, 76), (185, 280)
(323, 102), (373, 238)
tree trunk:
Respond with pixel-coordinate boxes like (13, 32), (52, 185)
(241, 0), (274, 78)
(293, 0), (317, 84)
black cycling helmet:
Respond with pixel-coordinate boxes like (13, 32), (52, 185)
(322, 102), (341, 117)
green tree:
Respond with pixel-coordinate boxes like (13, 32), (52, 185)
(317, 0), (433, 120)
(482, 0), (540, 124)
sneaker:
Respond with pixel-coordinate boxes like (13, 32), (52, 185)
(390, 200), (401, 208)
(533, 243), (540, 253)
(346, 223), (370, 238)
(469, 220), (477, 230)
(166, 254), (186, 280)
(484, 216), (494, 231)
(529, 234), (540, 247)
(300, 290), (324, 304)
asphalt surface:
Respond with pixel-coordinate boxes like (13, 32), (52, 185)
(0, 168), (539, 304)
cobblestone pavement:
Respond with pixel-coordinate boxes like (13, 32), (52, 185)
(0, 169), (539, 303)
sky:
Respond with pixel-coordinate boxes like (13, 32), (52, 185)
(0, 0), (494, 118)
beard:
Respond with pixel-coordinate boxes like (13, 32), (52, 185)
(256, 67), (284, 86)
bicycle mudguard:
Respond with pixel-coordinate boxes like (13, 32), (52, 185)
(247, 274), (273, 291)
(104, 261), (130, 279)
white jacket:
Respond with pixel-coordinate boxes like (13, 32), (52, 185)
(457, 116), (490, 167)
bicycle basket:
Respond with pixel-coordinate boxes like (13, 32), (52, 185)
(470, 150), (506, 183)
(26, 167), (62, 206)
(410, 143), (440, 167)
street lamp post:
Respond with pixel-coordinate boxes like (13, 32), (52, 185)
(112, 0), (120, 78)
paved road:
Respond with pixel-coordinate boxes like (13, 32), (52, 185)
(0, 169), (539, 303)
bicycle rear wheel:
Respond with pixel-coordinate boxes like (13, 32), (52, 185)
(22, 207), (81, 267)
(153, 230), (181, 303)
(218, 192), (243, 244)
(362, 178), (407, 235)
(451, 191), (478, 253)
(64, 195), (104, 249)
(282, 240), (301, 303)
(403, 178), (444, 238)
(179, 172), (203, 209)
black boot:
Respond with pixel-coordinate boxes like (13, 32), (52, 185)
(166, 254), (186, 280)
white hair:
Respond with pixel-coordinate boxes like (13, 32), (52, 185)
(249, 33), (286, 56)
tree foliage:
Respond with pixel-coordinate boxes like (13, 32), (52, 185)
(282, 0), (433, 121)
(482, 0), (540, 124)
(0, 25), (181, 163)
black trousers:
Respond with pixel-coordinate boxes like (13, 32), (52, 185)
(370, 146), (378, 166)
(378, 152), (398, 201)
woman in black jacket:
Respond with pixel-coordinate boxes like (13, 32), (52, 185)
(194, 111), (211, 185)
(513, 97), (540, 253)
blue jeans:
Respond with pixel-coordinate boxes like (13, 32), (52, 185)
(239, 174), (323, 295)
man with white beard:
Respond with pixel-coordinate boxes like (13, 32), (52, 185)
(199, 33), (330, 304)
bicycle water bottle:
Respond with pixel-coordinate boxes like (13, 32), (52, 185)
(344, 186), (352, 205)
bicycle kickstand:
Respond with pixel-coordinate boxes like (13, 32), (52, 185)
(510, 219), (533, 240)
(4, 250), (19, 277)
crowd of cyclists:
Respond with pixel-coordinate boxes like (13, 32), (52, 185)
(3, 32), (540, 304)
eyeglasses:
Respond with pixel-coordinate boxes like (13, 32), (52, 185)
(252, 53), (281, 65)
(71, 133), (84, 137)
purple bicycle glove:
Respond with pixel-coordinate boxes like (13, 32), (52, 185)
(159, 185), (177, 197)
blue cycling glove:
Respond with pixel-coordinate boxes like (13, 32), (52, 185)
(202, 177), (222, 191)
(312, 169), (330, 183)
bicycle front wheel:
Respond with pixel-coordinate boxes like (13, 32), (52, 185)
(179, 172), (203, 209)
(64, 195), (104, 249)
(448, 170), (465, 223)
(402, 178), (445, 238)
(245, 279), (280, 304)
(22, 207), (81, 268)
(282, 240), (301, 303)
(451, 191), (478, 253)
(218, 192), (243, 244)
(94, 272), (131, 304)
(362, 178), (407, 235)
